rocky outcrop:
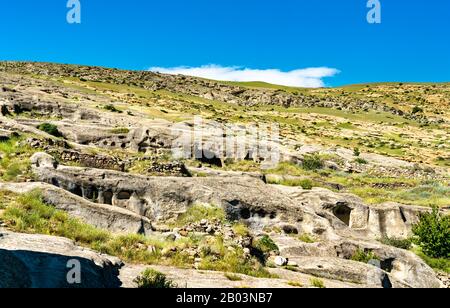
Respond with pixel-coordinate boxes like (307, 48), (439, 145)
(0, 182), (153, 235)
(0, 230), (123, 288)
(274, 185), (439, 240)
(29, 152), (446, 241)
(271, 234), (441, 288)
(26, 152), (443, 288)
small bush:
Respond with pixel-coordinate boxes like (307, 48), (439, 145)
(287, 281), (303, 287)
(412, 207), (450, 258)
(354, 158), (368, 165)
(351, 249), (379, 263)
(379, 237), (412, 250)
(103, 104), (123, 113)
(298, 234), (315, 243)
(37, 123), (62, 137)
(253, 235), (279, 254)
(302, 155), (324, 171)
(298, 179), (314, 190)
(353, 148), (361, 157)
(310, 278), (325, 288)
(232, 223), (250, 237)
(134, 269), (177, 288)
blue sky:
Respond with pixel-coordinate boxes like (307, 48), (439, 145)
(0, 0), (449, 87)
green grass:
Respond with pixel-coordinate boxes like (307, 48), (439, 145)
(310, 278), (326, 288)
(265, 162), (308, 177)
(199, 251), (273, 278)
(174, 204), (226, 227)
(349, 182), (450, 208)
(221, 159), (260, 172)
(0, 191), (16, 209)
(266, 162), (449, 208)
(0, 194), (273, 278)
(284, 107), (415, 124)
(413, 248), (450, 274)
(232, 223), (251, 237)
(297, 234), (316, 244)
(2, 190), (110, 244)
(434, 157), (450, 167)
(267, 177), (314, 189)
(0, 136), (36, 181)
(110, 127), (130, 134)
(330, 173), (449, 208)
(287, 281), (303, 287)
(337, 122), (356, 130)
(224, 273), (243, 281)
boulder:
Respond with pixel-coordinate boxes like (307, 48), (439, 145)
(0, 230), (122, 288)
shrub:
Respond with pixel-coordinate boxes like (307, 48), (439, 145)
(37, 123), (62, 137)
(302, 155), (324, 171)
(310, 278), (325, 288)
(269, 178), (314, 190)
(379, 237), (412, 250)
(412, 207), (450, 258)
(103, 104), (123, 113)
(253, 235), (279, 254)
(232, 223), (250, 237)
(287, 281), (303, 287)
(298, 234), (315, 243)
(354, 158), (368, 164)
(351, 249), (379, 263)
(353, 147), (361, 157)
(298, 179), (313, 190)
(134, 269), (177, 288)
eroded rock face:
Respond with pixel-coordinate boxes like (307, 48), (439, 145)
(30, 153), (313, 226)
(27, 152), (443, 288)
(29, 152), (443, 241)
(271, 234), (441, 288)
(0, 182), (153, 235)
(274, 185), (435, 240)
(0, 230), (123, 288)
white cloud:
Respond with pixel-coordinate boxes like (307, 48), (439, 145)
(149, 65), (340, 88)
